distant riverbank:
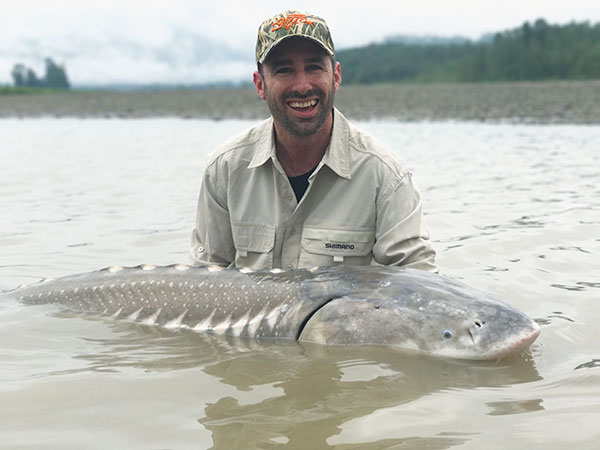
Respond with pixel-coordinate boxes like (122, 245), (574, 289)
(1, 80), (599, 123)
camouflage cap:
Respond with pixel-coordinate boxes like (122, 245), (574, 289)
(255, 10), (335, 64)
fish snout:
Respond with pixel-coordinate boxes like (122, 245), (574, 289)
(518, 319), (542, 348)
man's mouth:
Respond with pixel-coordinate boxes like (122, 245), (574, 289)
(288, 99), (318, 111)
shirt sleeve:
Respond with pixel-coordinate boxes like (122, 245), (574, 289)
(372, 170), (437, 272)
(189, 162), (235, 267)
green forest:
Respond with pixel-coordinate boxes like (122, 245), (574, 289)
(337, 19), (600, 84)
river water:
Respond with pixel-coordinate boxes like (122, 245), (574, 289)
(1, 118), (599, 449)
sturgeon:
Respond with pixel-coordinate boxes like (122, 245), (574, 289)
(2, 264), (540, 360)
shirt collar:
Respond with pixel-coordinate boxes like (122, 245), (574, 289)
(321, 107), (351, 179)
(247, 108), (351, 180)
(248, 117), (277, 169)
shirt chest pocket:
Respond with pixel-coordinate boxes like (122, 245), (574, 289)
(299, 228), (375, 267)
(232, 222), (275, 269)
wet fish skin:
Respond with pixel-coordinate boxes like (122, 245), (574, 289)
(3, 264), (540, 360)
(299, 266), (541, 360)
(6, 264), (332, 340)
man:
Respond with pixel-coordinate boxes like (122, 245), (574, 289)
(190, 10), (436, 271)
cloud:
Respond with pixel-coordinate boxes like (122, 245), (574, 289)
(0, 23), (255, 85)
(0, 1), (258, 85)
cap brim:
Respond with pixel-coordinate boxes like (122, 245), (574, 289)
(258, 34), (334, 64)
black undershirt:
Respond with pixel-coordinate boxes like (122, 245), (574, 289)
(288, 166), (317, 202)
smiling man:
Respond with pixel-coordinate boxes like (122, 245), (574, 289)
(190, 10), (437, 271)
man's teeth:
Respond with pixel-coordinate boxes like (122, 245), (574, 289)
(289, 99), (317, 108)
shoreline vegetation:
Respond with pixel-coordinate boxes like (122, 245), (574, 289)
(337, 19), (600, 84)
(1, 80), (599, 123)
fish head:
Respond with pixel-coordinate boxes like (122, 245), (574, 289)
(406, 295), (541, 360)
(299, 270), (541, 360)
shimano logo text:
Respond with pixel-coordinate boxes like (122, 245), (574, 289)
(325, 243), (355, 250)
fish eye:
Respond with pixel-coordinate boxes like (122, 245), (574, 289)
(442, 330), (453, 340)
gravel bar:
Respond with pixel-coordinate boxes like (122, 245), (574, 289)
(1, 80), (599, 124)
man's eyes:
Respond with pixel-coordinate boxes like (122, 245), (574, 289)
(274, 65), (324, 75)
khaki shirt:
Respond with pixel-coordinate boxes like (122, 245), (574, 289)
(190, 108), (437, 271)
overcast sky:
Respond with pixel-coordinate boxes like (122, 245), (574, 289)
(1, 0), (598, 86)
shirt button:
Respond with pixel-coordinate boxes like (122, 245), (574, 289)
(196, 246), (204, 254)
(287, 263), (294, 270)
(287, 193), (294, 201)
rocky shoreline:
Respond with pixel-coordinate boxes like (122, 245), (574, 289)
(1, 80), (599, 124)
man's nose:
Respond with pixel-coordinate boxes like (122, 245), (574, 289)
(291, 71), (312, 94)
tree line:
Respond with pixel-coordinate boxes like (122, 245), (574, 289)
(6, 19), (597, 89)
(337, 19), (600, 84)
(11, 58), (70, 89)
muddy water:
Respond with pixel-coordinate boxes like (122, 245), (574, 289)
(0, 118), (599, 449)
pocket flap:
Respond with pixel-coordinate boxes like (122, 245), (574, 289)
(301, 228), (374, 256)
(232, 222), (275, 253)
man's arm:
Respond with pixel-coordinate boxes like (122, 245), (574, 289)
(372, 170), (437, 272)
(189, 164), (235, 267)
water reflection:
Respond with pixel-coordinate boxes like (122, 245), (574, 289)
(200, 343), (540, 449)
(486, 399), (544, 416)
(58, 319), (541, 449)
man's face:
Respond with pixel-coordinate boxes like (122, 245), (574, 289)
(254, 37), (341, 137)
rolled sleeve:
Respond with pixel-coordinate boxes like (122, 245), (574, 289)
(373, 171), (437, 272)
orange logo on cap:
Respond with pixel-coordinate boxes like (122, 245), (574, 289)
(271, 13), (315, 32)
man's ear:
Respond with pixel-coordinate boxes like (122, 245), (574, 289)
(253, 71), (266, 100)
(333, 62), (342, 93)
